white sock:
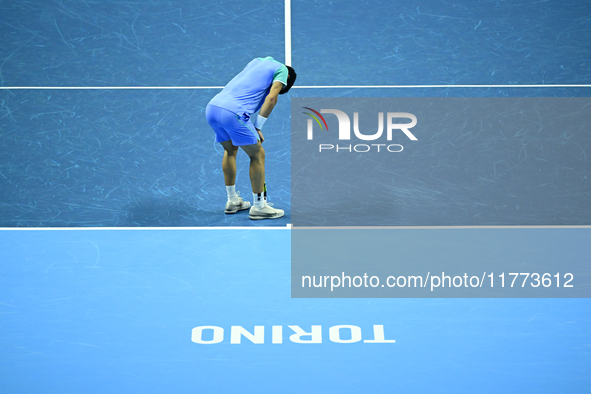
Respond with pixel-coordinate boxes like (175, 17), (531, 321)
(253, 192), (265, 208)
(226, 185), (238, 201)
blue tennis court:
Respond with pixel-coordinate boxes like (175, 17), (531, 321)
(1, 0), (590, 392)
(1, 228), (590, 393)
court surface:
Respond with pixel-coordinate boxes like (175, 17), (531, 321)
(1, 0), (591, 392)
(1, 228), (590, 393)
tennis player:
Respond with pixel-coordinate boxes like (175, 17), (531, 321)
(206, 57), (296, 220)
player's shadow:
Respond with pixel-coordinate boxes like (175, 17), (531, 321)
(120, 195), (290, 227)
(120, 197), (222, 227)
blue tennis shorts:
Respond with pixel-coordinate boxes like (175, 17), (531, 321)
(205, 104), (259, 146)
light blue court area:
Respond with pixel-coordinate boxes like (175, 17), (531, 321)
(1, 229), (590, 393)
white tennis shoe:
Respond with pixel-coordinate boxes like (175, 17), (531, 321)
(225, 193), (251, 214)
(249, 203), (284, 220)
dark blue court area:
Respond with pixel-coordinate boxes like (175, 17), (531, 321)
(1, 0), (590, 227)
(1, 0), (590, 392)
(0, 88), (291, 227)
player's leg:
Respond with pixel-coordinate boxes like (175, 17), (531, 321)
(218, 140), (250, 213)
(239, 141), (265, 194)
(206, 105), (250, 214)
(221, 141), (239, 187)
(240, 142), (284, 220)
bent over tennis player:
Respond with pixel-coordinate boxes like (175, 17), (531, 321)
(205, 56), (296, 220)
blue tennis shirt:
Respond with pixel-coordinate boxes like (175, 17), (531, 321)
(208, 57), (288, 116)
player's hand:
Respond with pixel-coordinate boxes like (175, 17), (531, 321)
(256, 128), (265, 143)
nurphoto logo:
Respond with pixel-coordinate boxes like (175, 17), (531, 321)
(302, 107), (418, 153)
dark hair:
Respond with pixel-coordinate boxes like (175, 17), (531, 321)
(280, 66), (297, 94)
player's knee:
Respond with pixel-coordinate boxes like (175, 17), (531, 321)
(241, 142), (264, 161)
(259, 146), (265, 161)
(250, 154), (264, 165)
(250, 150), (265, 165)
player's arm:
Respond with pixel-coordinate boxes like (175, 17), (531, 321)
(258, 81), (283, 119)
(254, 81), (284, 142)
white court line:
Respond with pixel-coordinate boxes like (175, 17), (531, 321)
(285, 0), (292, 66)
(0, 86), (225, 90)
(1, 84), (590, 90)
(0, 225), (291, 231)
(1, 225), (589, 231)
(293, 84), (591, 89)
(292, 225), (591, 229)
